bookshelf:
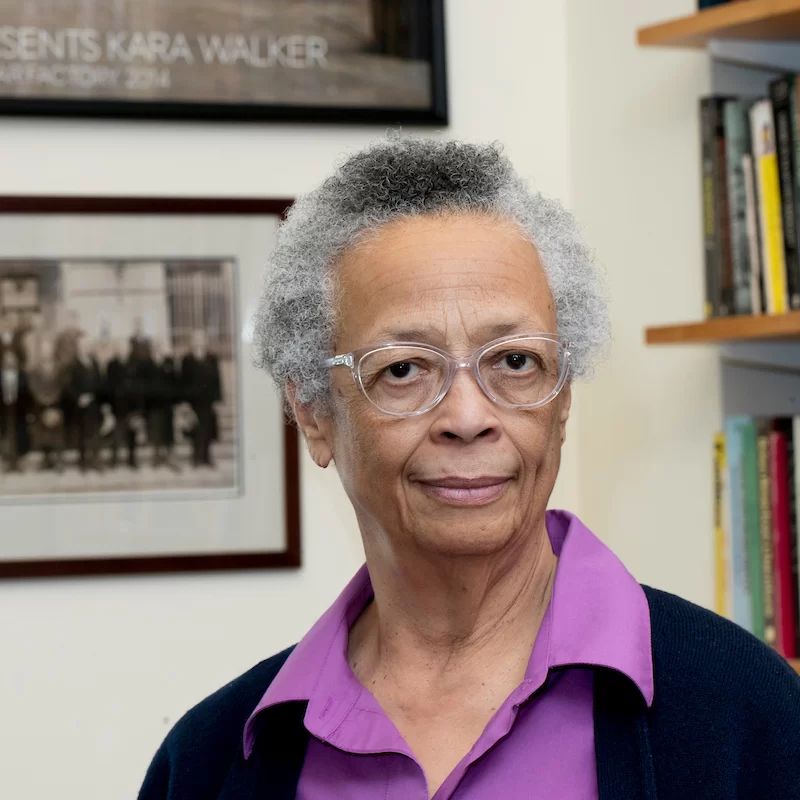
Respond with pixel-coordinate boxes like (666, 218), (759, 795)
(638, 0), (800, 48)
(637, 5), (800, 673)
(646, 312), (800, 344)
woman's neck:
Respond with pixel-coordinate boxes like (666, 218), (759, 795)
(349, 519), (557, 697)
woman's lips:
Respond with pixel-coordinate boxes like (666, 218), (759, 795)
(417, 477), (511, 506)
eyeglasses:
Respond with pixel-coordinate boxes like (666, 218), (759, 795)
(323, 333), (571, 417)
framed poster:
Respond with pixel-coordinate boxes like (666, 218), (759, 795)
(0, 0), (447, 123)
(0, 196), (300, 578)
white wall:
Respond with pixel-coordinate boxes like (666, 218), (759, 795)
(0, 2), (576, 798)
(566, 0), (717, 605)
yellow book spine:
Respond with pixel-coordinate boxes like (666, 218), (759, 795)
(713, 432), (729, 618)
(759, 151), (789, 314)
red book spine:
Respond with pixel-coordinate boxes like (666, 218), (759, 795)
(770, 430), (797, 658)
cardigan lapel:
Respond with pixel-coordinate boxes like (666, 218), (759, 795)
(594, 668), (658, 800)
(218, 701), (310, 800)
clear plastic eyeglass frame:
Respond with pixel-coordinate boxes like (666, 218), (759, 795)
(322, 332), (572, 418)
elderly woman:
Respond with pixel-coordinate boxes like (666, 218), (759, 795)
(139, 139), (800, 800)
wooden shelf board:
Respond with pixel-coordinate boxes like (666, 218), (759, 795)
(638, 0), (800, 48)
(645, 312), (800, 344)
(791, 659), (800, 674)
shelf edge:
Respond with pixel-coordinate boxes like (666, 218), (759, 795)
(637, 0), (800, 49)
(645, 312), (800, 344)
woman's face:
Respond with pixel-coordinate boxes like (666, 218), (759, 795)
(298, 213), (571, 559)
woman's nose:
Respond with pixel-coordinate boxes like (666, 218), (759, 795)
(428, 366), (501, 443)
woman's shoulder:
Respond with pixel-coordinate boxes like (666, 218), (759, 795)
(170, 645), (295, 744)
(640, 586), (800, 797)
(138, 646), (295, 800)
(642, 585), (800, 706)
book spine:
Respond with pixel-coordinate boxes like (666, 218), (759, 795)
(793, 77), (800, 305)
(771, 424), (798, 658)
(793, 417), (800, 655)
(722, 437), (733, 620)
(758, 420), (777, 645)
(726, 417), (753, 631)
(701, 98), (723, 318)
(770, 78), (800, 309)
(716, 103), (735, 316)
(751, 99), (789, 314)
(714, 432), (729, 617)
(724, 101), (753, 314)
(742, 418), (765, 639)
(743, 153), (764, 315)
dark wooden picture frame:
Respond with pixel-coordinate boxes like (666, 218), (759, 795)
(0, 196), (300, 579)
(0, 1), (447, 124)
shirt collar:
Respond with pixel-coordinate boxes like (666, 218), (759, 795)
(243, 565), (373, 758)
(243, 510), (653, 758)
(540, 510), (653, 705)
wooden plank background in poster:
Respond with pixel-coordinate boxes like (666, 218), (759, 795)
(0, 0), (447, 124)
(0, 196), (300, 578)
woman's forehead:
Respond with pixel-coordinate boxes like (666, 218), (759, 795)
(336, 214), (555, 344)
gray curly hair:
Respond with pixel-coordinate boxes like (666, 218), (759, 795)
(253, 137), (609, 411)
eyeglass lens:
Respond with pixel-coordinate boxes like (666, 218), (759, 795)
(357, 338), (564, 414)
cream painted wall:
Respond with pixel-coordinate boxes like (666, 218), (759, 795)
(0, 2), (576, 798)
(566, 0), (717, 606)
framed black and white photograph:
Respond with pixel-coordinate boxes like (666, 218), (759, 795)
(0, 0), (447, 123)
(0, 197), (300, 578)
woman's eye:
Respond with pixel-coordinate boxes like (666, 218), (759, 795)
(500, 352), (537, 371)
(386, 361), (420, 380)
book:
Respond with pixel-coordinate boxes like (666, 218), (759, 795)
(770, 425), (797, 658)
(750, 99), (789, 314)
(725, 417), (753, 632)
(743, 153), (764, 314)
(701, 97), (733, 317)
(741, 418), (764, 639)
(793, 417), (800, 654)
(794, 81), (800, 296)
(769, 77), (800, 309)
(714, 432), (729, 617)
(699, 0), (729, 7)
(718, 102), (735, 317)
(757, 419), (777, 646)
(724, 100), (754, 314)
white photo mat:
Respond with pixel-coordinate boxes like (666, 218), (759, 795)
(0, 211), (290, 564)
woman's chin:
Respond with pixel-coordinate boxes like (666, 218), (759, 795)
(412, 521), (518, 558)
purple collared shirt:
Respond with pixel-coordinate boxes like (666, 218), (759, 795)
(244, 511), (654, 799)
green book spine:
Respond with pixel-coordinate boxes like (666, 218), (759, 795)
(741, 418), (765, 640)
(701, 97), (725, 317)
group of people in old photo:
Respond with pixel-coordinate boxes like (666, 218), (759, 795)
(0, 309), (222, 475)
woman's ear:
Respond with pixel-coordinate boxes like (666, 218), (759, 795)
(559, 383), (572, 445)
(287, 383), (334, 468)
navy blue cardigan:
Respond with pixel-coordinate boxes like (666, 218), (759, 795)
(138, 587), (800, 799)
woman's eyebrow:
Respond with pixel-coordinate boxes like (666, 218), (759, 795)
(371, 327), (445, 343)
(369, 320), (544, 346)
(469, 321), (547, 341)
(478, 321), (527, 339)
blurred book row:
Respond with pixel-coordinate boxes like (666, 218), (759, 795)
(714, 417), (800, 660)
(701, 78), (800, 319)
